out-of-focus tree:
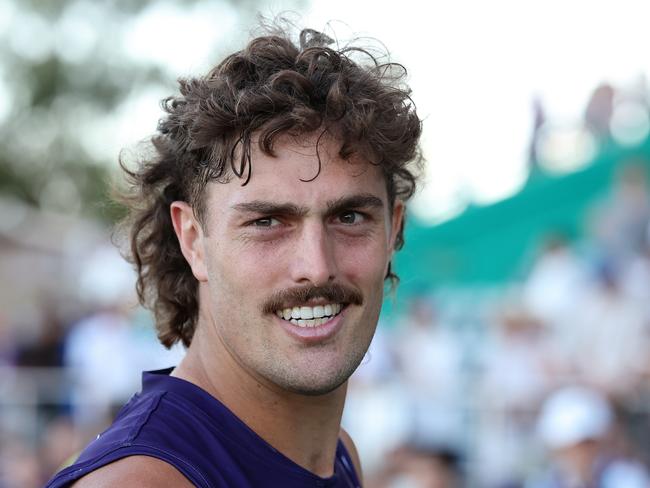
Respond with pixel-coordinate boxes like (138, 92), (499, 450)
(0, 0), (304, 223)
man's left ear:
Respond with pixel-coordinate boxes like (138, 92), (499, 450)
(389, 200), (405, 254)
(384, 200), (405, 281)
(170, 201), (208, 282)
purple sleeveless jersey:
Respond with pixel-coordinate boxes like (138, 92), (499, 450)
(46, 368), (362, 488)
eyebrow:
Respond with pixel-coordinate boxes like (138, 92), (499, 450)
(231, 193), (384, 218)
(232, 201), (310, 217)
(324, 194), (384, 218)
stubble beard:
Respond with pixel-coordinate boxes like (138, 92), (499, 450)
(260, 340), (370, 396)
(258, 303), (381, 397)
(257, 283), (376, 396)
(214, 282), (383, 397)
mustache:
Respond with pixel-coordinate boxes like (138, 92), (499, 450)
(262, 283), (363, 313)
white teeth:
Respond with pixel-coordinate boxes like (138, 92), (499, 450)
(278, 303), (343, 325)
(300, 306), (313, 319)
(290, 317), (329, 328)
(313, 305), (324, 318)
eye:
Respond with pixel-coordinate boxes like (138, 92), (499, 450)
(338, 211), (364, 225)
(251, 216), (280, 228)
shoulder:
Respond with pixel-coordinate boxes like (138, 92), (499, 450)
(70, 456), (194, 488)
(339, 428), (363, 485)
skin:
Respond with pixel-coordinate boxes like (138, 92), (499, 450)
(73, 133), (402, 485)
(71, 456), (193, 487)
(554, 440), (601, 485)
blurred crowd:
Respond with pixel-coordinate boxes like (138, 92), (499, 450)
(0, 246), (185, 488)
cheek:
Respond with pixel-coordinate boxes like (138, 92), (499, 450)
(203, 239), (250, 306)
(335, 238), (390, 284)
(206, 238), (284, 300)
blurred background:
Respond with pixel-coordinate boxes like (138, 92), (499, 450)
(3, 0), (650, 487)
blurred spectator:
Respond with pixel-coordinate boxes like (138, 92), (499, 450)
(619, 243), (650, 306)
(569, 263), (650, 398)
(38, 416), (81, 482)
(523, 233), (589, 368)
(393, 297), (464, 448)
(344, 298), (465, 476)
(476, 301), (555, 486)
(528, 96), (547, 171)
(350, 320), (399, 385)
(584, 83), (615, 140)
(343, 325), (410, 474)
(0, 314), (15, 366)
(481, 302), (553, 414)
(64, 245), (141, 428)
(527, 386), (650, 488)
(588, 163), (650, 267)
(368, 442), (464, 488)
(523, 233), (587, 324)
(64, 302), (141, 429)
(0, 436), (42, 488)
(14, 306), (65, 369)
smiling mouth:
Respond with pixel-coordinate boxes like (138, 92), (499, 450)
(274, 303), (344, 328)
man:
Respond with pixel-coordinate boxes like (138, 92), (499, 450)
(530, 386), (650, 488)
(47, 25), (422, 487)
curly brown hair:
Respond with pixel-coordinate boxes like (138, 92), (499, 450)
(116, 26), (423, 348)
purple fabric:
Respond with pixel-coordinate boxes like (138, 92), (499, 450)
(46, 368), (362, 488)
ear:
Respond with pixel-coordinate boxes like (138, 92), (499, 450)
(388, 199), (405, 254)
(384, 200), (405, 278)
(170, 201), (208, 282)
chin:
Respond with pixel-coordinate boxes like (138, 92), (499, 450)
(285, 375), (349, 397)
(267, 355), (363, 397)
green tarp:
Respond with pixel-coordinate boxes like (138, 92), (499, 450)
(386, 137), (650, 317)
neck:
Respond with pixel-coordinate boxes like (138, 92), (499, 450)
(173, 320), (347, 478)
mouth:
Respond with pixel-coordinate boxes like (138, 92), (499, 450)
(274, 303), (344, 328)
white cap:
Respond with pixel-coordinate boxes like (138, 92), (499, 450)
(537, 386), (612, 449)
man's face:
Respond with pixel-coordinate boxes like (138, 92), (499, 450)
(179, 134), (403, 396)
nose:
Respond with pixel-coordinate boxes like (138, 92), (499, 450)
(289, 221), (338, 286)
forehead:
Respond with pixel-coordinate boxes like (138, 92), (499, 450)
(206, 134), (388, 208)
